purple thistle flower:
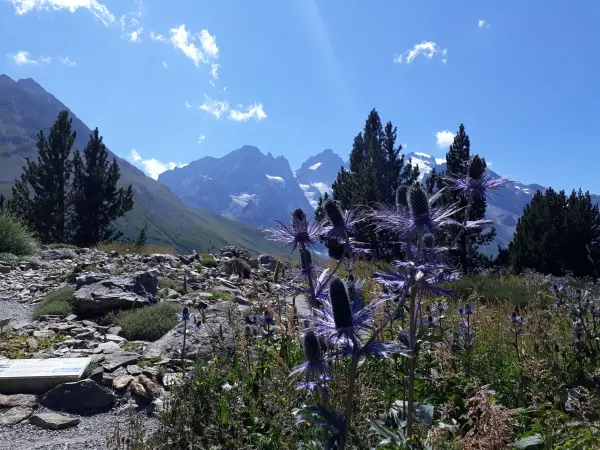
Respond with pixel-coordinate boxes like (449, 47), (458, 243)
(323, 201), (361, 240)
(177, 307), (190, 322)
(261, 208), (324, 252)
(370, 182), (460, 237)
(443, 172), (508, 200)
(459, 303), (475, 316)
(291, 330), (331, 380)
(306, 277), (384, 351)
(508, 311), (526, 335)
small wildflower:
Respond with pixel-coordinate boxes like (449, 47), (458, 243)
(459, 304), (475, 316)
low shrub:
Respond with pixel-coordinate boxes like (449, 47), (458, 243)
(0, 213), (38, 256)
(109, 302), (181, 341)
(158, 278), (186, 295)
(46, 243), (78, 250)
(32, 286), (75, 319)
(199, 253), (217, 268)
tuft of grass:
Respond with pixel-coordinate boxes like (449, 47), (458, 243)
(96, 241), (174, 256)
(0, 213), (38, 256)
(158, 278), (186, 295)
(47, 243), (78, 250)
(206, 291), (232, 301)
(109, 302), (181, 341)
(32, 286), (75, 319)
(199, 253), (217, 268)
(448, 274), (537, 307)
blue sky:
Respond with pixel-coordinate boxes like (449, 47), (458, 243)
(1, 0), (600, 192)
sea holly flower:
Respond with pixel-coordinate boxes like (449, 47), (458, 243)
(443, 155), (508, 199)
(261, 208), (324, 252)
(370, 182), (460, 237)
(291, 330), (332, 383)
(459, 304), (475, 316)
(177, 306), (190, 322)
(508, 311), (526, 335)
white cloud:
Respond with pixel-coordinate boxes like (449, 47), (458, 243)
(60, 56), (76, 66)
(394, 41), (447, 64)
(199, 29), (219, 58)
(129, 27), (143, 42)
(39, 56), (52, 64)
(169, 24), (204, 67)
(478, 19), (490, 29)
(435, 130), (455, 149)
(199, 96), (229, 119)
(198, 134), (206, 144)
(161, 60), (168, 68)
(12, 0), (115, 26)
(229, 103), (267, 121)
(210, 63), (220, 80)
(208, 79), (216, 88)
(127, 149), (187, 180)
(11, 51), (37, 65)
(184, 101), (192, 108)
(149, 31), (167, 42)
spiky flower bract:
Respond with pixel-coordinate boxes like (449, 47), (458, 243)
(261, 207), (324, 252)
(443, 155), (508, 200)
(177, 306), (190, 322)
(291, 330), (331, 383)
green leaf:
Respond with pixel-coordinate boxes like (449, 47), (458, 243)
(513, 433), (544, 449)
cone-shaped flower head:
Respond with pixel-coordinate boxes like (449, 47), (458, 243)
(178, 306), (190, 322)
(304, 330), (322, 362)
(325, 199), (345, 230)
(408, 181), (430, 218)
(395, 185), (409, 210)
(261, 208), (324, 251)
(292, 208), (309, 241)
(330, 277), (352, 329)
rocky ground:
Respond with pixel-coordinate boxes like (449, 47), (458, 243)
(0, 246), (303, 449)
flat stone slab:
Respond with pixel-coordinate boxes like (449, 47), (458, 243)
(0, 357), (91, 394)
(30, 412), (80, 430)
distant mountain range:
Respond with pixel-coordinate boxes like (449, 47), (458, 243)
(0, 75), (288, 256)
(158, 146), (565, 253)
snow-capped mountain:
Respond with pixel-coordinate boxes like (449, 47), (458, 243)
(158, 145), (313, 226)
(294, 148), (347, 208)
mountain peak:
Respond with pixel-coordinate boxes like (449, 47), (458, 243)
(17, 78), (49, 97)
(0, 74), (16, 88)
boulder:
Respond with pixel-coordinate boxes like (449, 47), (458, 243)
(40, 379), (116, 414)
(0, 394), (37, 408)
(72, 270), (158, 315)
(147, 301), (243, 360)
(0, 406), (34, 425)
(41, 249), (77, 261)
(30, 412), (80, 430)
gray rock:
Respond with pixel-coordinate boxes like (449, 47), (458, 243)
(126, 365), (143, 376)
(113, 374), (134, 390)
(72, 270), (158, 315)
(75, 272), (111, 287)
(40, 379), (116, 413)
(107, 326), (122, 336)
(0, 406), (34, 425)
(0, 394), (37, 408)
(88, 366), (104, 383)
(65, 314), (78, 321)
(29, 412), (80, 430)
(102, 352), (141, 372)
(232, 295), (251, 306)
(41, 249), (77, 260)
(147, 301), (242, 360)
(0, 265), (10, 274)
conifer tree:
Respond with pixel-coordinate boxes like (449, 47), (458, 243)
(331, 109), (419, 258)
(426, 124), (495, 272)
(0, 194), (5, 214)
(10, 111), (76, 243)
(71, 128), (134, 247)
(135, 225), (148, 248)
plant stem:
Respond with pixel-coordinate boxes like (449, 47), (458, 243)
(181, 319), (187, 371)
(340, 349), (360, 450)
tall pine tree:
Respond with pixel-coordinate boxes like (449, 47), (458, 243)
(10, 111), (76, 243)
(331, 109), (419, 258)
(71, 128), (134, 247)
(426, 124), (495, 272)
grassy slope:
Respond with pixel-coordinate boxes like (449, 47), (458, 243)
(0, 76), (287, 256)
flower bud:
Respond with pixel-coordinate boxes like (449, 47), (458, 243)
(330, 277), (352, 329)
(324, 199), (344, 228)
(408, 181), (430, 218)
(303, 331), (322, 362)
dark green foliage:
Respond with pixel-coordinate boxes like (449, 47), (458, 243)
(426, 125), (495, 272)
(32, 286), (75, 319)
(7, 111), (133, 247)
(109, 302), (180, 341)
(509, 187), (600, 277)
(9, 111), (75, 244)
(135, 226), (148, 248)
(331, 109), (419, 258)
(71, 128), (134, 247)
(199, 253), (218, 268)
(0, 194), (5, 213)
(314, 192), (329, 222)
(0, 213), (38, 256)
(158, 277), (186, 295)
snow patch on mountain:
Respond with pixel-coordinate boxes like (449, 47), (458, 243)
(309, 162), (322, 170)
(414, 152), (431, 158)
(265, 174), (285, 185)
(230, 193), (257, 207)
(312, 182), (332, 197)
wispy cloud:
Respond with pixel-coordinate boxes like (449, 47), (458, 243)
(127, 149), (187, 180)
(168, 24), (219, 68)
(394, 41), (447, 64)
(129, 28), (143, 42)
(161, 60), (169, 69)
(229, 103), (267, 121)
(184, 101), (192, 108)
(198, 135), (206, 144)
(478, 19), (490, 29)
(435, 130), (455, 149)
(210, 63), (220, 80)
(11, 0), (115, 26)
(199, 96), (229, 119)
(9, 50), (52, 65)
(60, 56), (76, 67)
(149, 31), (167, 42)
